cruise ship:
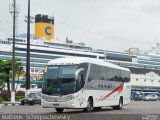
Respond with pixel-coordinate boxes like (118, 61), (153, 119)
(1, 33), (160, 93)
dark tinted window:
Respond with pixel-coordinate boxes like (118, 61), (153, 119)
(88, 64), (130, 82)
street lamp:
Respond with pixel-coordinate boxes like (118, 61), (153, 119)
(11, 0), (16, 103)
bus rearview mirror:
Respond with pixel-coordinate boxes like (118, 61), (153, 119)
(75, 68), (84, 80)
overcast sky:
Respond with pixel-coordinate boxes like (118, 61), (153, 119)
(1, 0), (160, 52)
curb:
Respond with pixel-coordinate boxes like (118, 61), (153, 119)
(0, 102), (21, 106)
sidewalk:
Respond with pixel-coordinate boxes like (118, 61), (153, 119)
(0, 101), (21, 106)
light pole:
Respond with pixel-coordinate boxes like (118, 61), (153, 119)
(26, 0), (30, 96)
(11, 0), (16, 102)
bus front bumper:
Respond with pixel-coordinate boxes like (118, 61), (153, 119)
(41, 99), (78, 109)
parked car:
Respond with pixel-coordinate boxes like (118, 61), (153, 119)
(143, 94), (159, 101)
(21, 92), (41, 105)
(131, 93), (143, 101)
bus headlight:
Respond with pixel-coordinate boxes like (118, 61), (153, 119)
(66, 95), (75, 101)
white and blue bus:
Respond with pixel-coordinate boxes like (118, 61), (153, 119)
(41, 57), (131, 113)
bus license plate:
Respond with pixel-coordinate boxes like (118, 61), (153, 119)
(53, 104), (59, 107)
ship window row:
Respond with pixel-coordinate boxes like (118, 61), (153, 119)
(22, 60), (46, 65)
(150, 58), (160, 62)
(19, 58), (50, 63)
(138, 58), (160, 63)
(0, 41), (9, 44)
(106, 53), (133, 58)
(16, 48), (97, 58)
(139, 56), (160, 62)
(105, 53), (132, 62)
(44, 42), (92, 51)
(114, 62), (160, 70)
(1, 55), (160, 71)
(0, 53), (57, 60)
(106, 56), (132, 62)
(99, 57), (105, 59)
(30, 54), (60, 59)
(23, 63), (45, 67)
(8, 38), (25, 43)
(149, 55), (160, 59)
(0, 52), (61, 61)
(0, 52), (11, 55)
(138, 60), (160, 66)
(14, 51), (60, 59)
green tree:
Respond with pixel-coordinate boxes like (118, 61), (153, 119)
(15, 61), (25, 91)
(0, 59), (24, 92)
(0, 74), (6, 91)
(0, 60), (12, 91)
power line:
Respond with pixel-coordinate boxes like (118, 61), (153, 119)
(56, 20), (102, 35)
(56, 20), (156, 45)
(99, 33), (155, 45)
(0, 21), (11, 23)
(0, 17), (156, 45)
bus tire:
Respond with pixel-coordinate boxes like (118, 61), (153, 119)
(112, 97), (123, 110)
(83, 97), (93, 112)
(55, 108), (64, 113)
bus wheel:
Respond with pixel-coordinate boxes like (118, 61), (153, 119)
(55, 108), (64, 113)
(83, 97), (93, 112)
(113, 97), (123, 110)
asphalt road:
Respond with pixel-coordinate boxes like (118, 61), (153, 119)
(0, 101), (160, 120)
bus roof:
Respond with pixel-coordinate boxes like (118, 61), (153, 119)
(47, 57), (130, 71)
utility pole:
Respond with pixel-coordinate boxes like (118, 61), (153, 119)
(11, 0), (16, 103)
(26, 0), (30, 96)
(9, 0), (20, 35)
(9, 0), (20, 103)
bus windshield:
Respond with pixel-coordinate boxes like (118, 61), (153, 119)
(42, 65), (78, 95)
